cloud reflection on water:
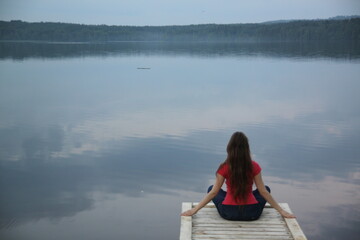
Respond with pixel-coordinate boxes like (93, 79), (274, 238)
(1, 121), (359, 239)
(0, 43), (360, 240)
(264, 175), (360, 240)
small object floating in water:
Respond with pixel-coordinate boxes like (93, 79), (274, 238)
(137, 67), (151, 70)
(180, 202), (307, 240)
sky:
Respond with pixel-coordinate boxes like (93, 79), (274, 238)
(0, 0), (360, 26)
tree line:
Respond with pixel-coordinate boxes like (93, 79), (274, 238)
(0, 18), (359, 42)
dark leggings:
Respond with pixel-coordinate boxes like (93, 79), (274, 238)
(207, 185), (271, 221)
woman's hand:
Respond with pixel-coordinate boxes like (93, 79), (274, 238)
(181, 208), (197, 216)
(279, 209), (296, 218)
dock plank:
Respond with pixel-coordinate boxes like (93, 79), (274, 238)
(279, 203), (307, 240)
(180, 202), (307, 240)
(180, 202), (193, 240)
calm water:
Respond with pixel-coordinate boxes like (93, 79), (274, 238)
(0, 41), (359, 240)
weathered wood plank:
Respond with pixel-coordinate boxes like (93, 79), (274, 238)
(192, 234), (293, 239)
(193, 238), (290, 240)
(194, 214), (282, 220)
(193, 219), (286, 224)
(196, 213), (280, 218)
(193, 230), (290, 236)
(197, 209), (278, 214)
(181, 202), (306, 240)
(180, 202), (192, 240)
(193, 227), (288, 232)
(279, 203), (308, 240)
(192, 238), (292, 240)
(192, 238), (290, 240)
(193, 225), (288, 229)
(197, 210), (277, 214)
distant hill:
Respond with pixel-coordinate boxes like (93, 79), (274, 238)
(262, 15), (360, 24)
(0, 17), (359, 42)
(328, 15), (360, 20)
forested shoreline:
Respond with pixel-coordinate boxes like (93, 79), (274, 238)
(0, 18), (360, 42)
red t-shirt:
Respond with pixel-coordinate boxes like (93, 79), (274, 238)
(217, 161), (261, 205)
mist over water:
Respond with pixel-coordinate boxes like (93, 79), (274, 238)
(0, 41), (359, 240)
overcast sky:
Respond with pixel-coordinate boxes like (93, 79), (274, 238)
(0, 0), (359, 26)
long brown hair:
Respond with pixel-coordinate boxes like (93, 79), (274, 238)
(225, 132), (253, 203)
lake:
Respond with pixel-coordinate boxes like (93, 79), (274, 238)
(0, 41), (359, 240)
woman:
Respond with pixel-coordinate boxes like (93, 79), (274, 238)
(181, 132), (295, 220)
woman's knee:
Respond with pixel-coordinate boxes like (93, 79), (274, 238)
(207, 185), (214, 193)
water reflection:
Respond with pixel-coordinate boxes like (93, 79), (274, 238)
(0, 41), (360, 60)
(0, 43), (359, 240)
(0, 130), (220, 230)
(263, 175), (360, 240)
(1, 124), (359, 239)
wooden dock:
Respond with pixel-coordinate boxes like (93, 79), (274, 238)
(180, 202), (307, 240)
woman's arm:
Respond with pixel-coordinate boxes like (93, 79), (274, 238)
(254, 173), (296, 218)
(181, 173), (225, 216)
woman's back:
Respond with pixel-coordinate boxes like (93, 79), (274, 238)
(217, 160), (262, 205)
